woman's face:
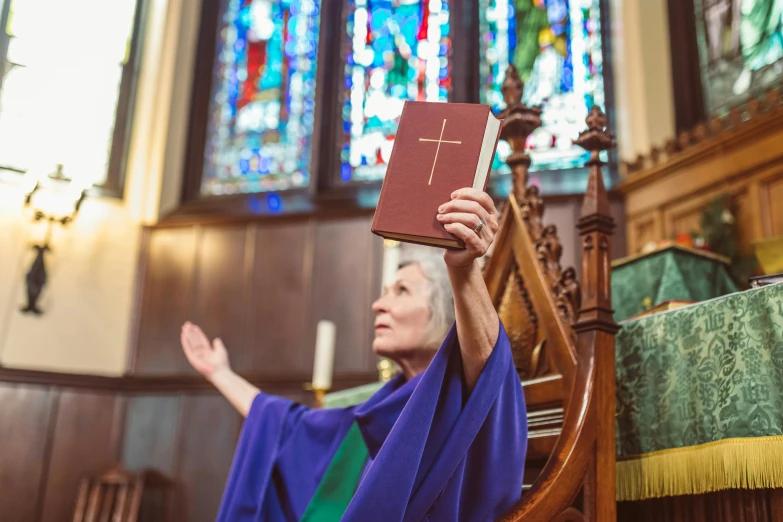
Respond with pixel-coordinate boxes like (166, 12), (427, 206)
(371, 264), (434, 359)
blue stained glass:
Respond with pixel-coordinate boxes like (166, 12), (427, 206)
(201, 0), (321, 196)
(267, 193), (282, 212)
(480, 0), (606, 173)
(341, 0), (453, 182)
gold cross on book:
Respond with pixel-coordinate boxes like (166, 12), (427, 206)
(419, 119), (462, 185)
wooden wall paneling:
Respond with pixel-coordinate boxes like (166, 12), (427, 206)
(617, 489), (783, 522)
(733, 190), (756, 252)
(39, 391), (124, 522)
(765, 175), (783, 237)
(246, 220), (314, 374)
(627, 213), (656, 254)
(122, 395), (181, 519)
(187, 225), (251, 375)
(170, 394), (242, 522)
(692, 494), (707, 522)
(671, 208), (704, 238)
(0, 384), (57, 522)
(133, 227), (198, 374)
(759, 488), (771, 520)
(770, 489), (783, 518)
(308, 215), (378, 374)
(122, 395), (181, 475)
(745, 181), (764, 240)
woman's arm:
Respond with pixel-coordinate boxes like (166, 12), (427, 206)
(181, 322), (260, 417)
(436, 188), (500, 391)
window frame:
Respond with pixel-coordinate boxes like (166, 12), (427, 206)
(0, 0), (148, 198)
(176, 0), (616, 219)
(180, 0), (337, 211)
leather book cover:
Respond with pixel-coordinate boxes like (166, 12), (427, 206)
(371, 101), (502, 249)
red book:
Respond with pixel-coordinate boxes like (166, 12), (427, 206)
(371, 101), (503, 249)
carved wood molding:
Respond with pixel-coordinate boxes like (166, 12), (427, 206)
(0, 367), (377, 394)
(622, 87), (783, 181)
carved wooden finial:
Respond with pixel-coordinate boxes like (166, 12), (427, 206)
(497, 65), (543, 201)
(501, 64), (524, 107)
(708, 116), (723, 136)
(678, 130), (691, 149)
(747, 98), (760, 118)
(729, 107), (743, 128)
(766, 88), (780, 110)
(574, 106), (614, 219)
(574, 106), (617, 333)
(693, 123), (708, 143)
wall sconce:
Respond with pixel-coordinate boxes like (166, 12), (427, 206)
(20, 164), (88, 315)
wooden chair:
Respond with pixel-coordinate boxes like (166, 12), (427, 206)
(486, 65), (619, 521)
(72, 466), (169, 522)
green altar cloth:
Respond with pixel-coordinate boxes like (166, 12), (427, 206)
(615, 282), (783, 500)
(323, 382), (383, 409)
(612, 245), (739, 322)
(324, 284), (783, 501)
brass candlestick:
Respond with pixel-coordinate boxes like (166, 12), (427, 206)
(378, 359), (395, 382)
(304, 382), (330, 408)
(313, 388), (326, 409)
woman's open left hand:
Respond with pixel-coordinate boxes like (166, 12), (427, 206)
(436, 187), (499, 269)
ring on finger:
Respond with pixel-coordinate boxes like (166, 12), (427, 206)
(474, 218), (485, 235)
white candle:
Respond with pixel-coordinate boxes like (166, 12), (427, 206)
(312, 320), (336, 390)
(382, 241), (401, 292)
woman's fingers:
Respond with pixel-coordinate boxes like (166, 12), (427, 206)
(436, 212), (484, 231)
(443, 222), (488, 256)
(450, 188), (497, 217)
(182, 323), (211, 357)
(437, 200), (496, 232)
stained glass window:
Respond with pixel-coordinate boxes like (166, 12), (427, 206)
(694, 0), (783, 115)
(480, 0), (605, 173)
(0, 0), (139, 187)
(340, 0), (452, 183)
(201, 0), (321, 196)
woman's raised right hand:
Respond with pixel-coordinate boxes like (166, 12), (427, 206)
(180, 322), (231, 380)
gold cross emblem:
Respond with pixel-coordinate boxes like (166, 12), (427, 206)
(419, 119), (461, 185)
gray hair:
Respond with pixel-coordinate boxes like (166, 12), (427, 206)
(398, 247), (455, 347)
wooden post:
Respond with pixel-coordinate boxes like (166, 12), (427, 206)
(574, 105), (620, 521)
(498, 65), (542, 202)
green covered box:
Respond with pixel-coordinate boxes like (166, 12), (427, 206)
(612, 245), (739, 322)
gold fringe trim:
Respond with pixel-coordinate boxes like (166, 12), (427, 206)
(616, 436), (783, 501)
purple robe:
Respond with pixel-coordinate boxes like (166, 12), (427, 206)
(217, 321), (527, 521)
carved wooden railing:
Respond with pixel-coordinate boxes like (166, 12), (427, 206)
(484, 65), (619, 521)
(621, 87), (782, 177)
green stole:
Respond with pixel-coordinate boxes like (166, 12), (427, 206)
(300, 422), (369, 522)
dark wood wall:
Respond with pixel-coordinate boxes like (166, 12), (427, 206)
(131, 211), (384, 379)
(618, 490), (783, 521)
(0, 371), (320, 522)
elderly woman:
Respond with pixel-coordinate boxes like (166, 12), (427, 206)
(180, 188), (527, 522)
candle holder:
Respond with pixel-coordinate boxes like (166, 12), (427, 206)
(303, 382), (331, 408)
(378, 359), (395, 382)
(313, 388), (327, 409)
